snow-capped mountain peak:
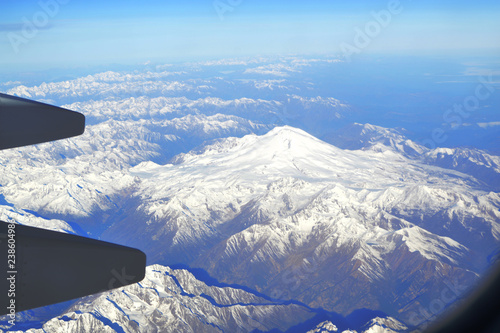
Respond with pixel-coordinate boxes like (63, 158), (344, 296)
(99, 126), (498, 324)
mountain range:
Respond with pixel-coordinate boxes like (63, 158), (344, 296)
(1, 265), (408, 333)
(0, 59), (499, 331)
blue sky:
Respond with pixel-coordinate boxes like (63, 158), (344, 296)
(0, 0), (499, 70)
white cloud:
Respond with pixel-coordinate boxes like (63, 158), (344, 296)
(477, 121), (500, 128)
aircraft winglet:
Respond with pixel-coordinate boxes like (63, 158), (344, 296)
(0, 93), (85, 150)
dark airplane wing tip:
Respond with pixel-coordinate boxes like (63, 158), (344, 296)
(0, 222), (147, 315)
(0, 94), (148, 316)
(0, 93), (85, 150)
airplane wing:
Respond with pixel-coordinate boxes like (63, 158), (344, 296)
(0, 93), (146, 316)
(0, 93), (85, 150)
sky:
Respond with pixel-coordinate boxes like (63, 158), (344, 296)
(0, 0), (499, 71)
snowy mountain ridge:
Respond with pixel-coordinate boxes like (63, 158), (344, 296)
(1, 59), (498, 331)
(327, 122), (500, 190)
(94, 126), (498, 323)
(325, 123), (427, 157)
(1, 265), (408, 333)
(1, 119), (498, 327)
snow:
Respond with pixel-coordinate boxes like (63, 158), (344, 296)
(1, 265), (314, 333)
(118, 126), (498, 310)
(1, 57), (498, 331)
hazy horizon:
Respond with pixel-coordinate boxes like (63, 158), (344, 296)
(1, 0), (499, 71)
